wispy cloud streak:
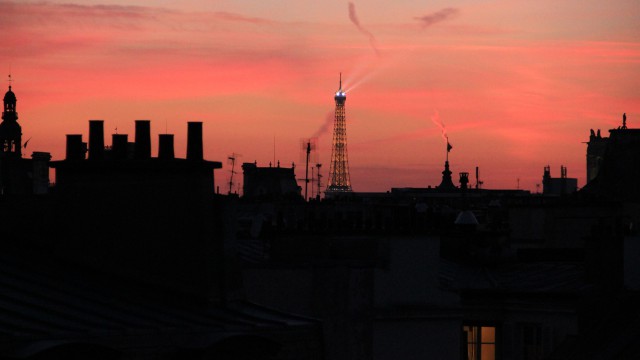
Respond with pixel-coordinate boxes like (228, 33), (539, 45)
(415, 8), (459, 28)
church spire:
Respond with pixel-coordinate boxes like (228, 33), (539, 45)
(1, 75), (22, 156)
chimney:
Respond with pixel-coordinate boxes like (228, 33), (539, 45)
(65, 134), (85, 160)
(134, 120), (151, 159)
(158, 134), (175, 160)
(186, 121), (203, 160)
(88, 120), (104, 160)
(31, 152), (52, 195)
(111, 134), (128, 160)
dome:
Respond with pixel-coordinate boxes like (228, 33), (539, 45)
(454, 210), (479, 225)
(4, 86), (16, 103)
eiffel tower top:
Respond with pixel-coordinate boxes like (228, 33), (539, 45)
(334, 73), (346, 102)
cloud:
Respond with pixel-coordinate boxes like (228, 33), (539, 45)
(212, 11), (274, 24)
(414, 8), (459, 28)
(0, 1), (274, 31)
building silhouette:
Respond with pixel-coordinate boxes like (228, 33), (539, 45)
(241, 161), (302, 201)
(542, 165), (578, 195)
(0, 85), (322, 359)
(2, 80), (640, 359)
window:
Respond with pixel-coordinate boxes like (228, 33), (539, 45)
(464, 325), (496, 360)
(520, 323), (550, 360)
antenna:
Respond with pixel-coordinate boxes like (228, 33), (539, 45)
(475, 166), (483, 189)
(227, 152), (242, 194)
(300, 138), (318, 201)
(316, 163), (323, 199)
(311, 165), (315, 199)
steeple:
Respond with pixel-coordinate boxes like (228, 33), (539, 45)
(0, 75), (22, 156)
(437, 160), (456, 191)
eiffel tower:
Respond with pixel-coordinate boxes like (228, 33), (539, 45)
(326, 74), (353, 193)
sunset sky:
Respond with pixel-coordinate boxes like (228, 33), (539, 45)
(1, 0), (639, 194)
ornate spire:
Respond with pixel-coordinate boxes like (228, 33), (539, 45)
(437, 161), (456, 191)
(1, 77), (22, 156)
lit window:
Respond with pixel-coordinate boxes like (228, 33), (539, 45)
(463, 325), (496, 360)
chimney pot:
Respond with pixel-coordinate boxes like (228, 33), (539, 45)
(88, 120), (104, 160)
(134, 120), (151, 159)
(186, 121), (203, 161)
(65, 134), (85, 160)
(158, 134), (175, 160)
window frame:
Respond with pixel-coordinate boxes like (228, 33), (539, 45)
(463, 324), (499, 360)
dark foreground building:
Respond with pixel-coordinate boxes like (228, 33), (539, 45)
(0, 86), (322, 359)
(3, 81), (639, 359)
(233, 114), (640, 360)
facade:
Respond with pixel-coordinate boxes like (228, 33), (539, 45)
(0, 107), (323, 358)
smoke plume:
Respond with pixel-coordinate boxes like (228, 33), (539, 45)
(312, 111), (335, 138)
(415, 8), (459, 28)
(348, 2), (380, 57)
(430, 110), (448, 144)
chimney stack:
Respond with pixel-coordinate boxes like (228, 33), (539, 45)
(158, 134), (175, 160)
(88, 120), (104, 160)
(186, 121), (203, 161)
(134, 120), (151, 159)
(65, 134), (85, 160)
(111, 134), (128, 160)
(31, 152), (52, 195)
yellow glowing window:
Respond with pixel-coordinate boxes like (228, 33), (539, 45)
(463, 325), (496, 360)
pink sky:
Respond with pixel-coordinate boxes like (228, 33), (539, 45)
(1, 0), (639, 194)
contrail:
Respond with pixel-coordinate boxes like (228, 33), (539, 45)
(348, 2), (380, 57)
(415, 8), (459, 28)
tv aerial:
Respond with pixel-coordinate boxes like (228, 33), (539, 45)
(227, 152), (242, 194)
(299, 138), (318, 201)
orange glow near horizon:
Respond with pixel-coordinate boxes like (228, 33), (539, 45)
(2, 0), (639, 193)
